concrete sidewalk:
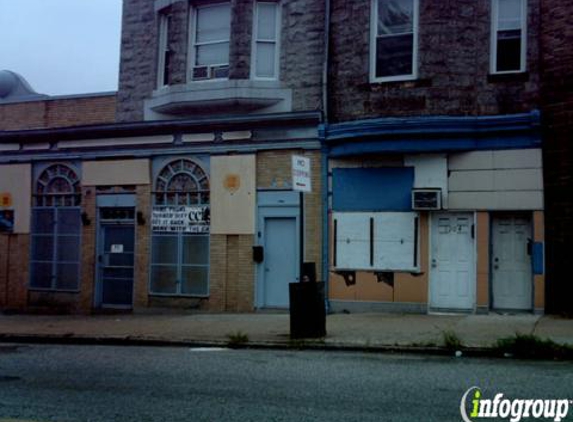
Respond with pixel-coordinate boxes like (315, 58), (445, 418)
(0, 311), (572, 353)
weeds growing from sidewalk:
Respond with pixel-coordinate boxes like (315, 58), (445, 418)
(494, 333), (573, 360)
(226, 331), (249, 348)
(442, 330), (463, 350)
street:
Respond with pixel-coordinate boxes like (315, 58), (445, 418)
(0, 344), (572, 422)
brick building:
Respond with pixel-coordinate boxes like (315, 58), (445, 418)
(0, 0), (325, 313)
(540, 0), (573, 314)
(324, 0), (546, 314)
(1, 0), (571, 315)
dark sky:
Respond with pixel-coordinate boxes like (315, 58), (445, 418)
(0, 0), (122, 96)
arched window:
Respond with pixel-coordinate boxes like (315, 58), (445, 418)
(30, 163), (81, 291)
(150, 159), (210, 296)
(154, 158), (209, 205)
(35, 163), (81, 207)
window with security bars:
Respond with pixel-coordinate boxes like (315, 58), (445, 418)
(30, 164), (81, 291)
(491, 0), (526, 73)
(150, 159), (210, 296)
(371, 0), (418, 82)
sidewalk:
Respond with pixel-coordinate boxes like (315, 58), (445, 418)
(1, 311), (572, 354)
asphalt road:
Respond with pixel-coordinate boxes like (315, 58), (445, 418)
(0, 344), (572, 422)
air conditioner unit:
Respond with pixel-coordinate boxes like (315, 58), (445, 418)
(192, 64), (229, 80)
(412, 188), (442, 210)
(192, 66), (209, 80)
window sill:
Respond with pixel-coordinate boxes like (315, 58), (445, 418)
(28, 288), (80, 293)
(149, 293), (209, 298)
(488, 72), (529, 83)
(144, 80), (292, 119)
(368, 78), (432, 89)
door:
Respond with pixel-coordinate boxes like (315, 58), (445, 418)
(97, 222), (135, 308)
(492, 214), (532, 310)
(262, 217), (299, 308)
(430, 213), (475, 311)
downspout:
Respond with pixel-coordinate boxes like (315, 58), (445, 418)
(321, 0), (331, 312)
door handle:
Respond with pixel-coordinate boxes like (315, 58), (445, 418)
(431, 259), (437, 268)
(527, 238), (533, 256)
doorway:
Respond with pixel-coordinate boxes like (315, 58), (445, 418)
(491, 214), (533, 311)
(95, 207), (136, 308)
(256, 191), (301, 309)
(429, 212), (475, 311)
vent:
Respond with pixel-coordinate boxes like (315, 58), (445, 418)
(412, 189), (442, 210)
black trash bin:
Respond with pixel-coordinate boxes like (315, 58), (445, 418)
(289, 281), (326, 339)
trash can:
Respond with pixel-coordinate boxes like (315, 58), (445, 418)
(289, 281), (326, 339)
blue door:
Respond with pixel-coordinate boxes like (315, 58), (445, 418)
(97, 221), (135, 308)
(263, 217), (298, 308)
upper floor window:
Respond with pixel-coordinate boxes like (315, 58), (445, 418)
(252, 2), (280, 79)
(157, 13), (171, 88)
(191, 3), (231, 80)
(370, 0), (419, 83)
(491, 0), (527, 74)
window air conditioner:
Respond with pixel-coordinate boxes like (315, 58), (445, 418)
(411, 188), (442, 210)
(192, 65), (229, 80)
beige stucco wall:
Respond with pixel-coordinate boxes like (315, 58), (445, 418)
(448, 149), (544, 210)
(82, 159), (150, 186)
(210, 155), (256, 235)
(0, 164), (32, 233)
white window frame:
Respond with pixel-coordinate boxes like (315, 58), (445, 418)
(490, 0), (527, 74)
(157, 13), (170, 88)
(369, 0), (419, 83)
(251, 1), (281, 80)
(188, 2), (231, 81)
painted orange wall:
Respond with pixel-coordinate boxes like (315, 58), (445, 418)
(476, 212), (490, 307)
(533, 211), (545, 309)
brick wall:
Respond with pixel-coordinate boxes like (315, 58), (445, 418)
(329, 0), (540, 121)
(116, 0), (158, 122)
(0, 234), (29, 311)
(209, 234), (255, 312)
(540, 0), (573, 314)
(0, 94), (116, 131)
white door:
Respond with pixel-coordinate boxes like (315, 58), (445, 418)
(430, 213), (475, 311)
(262, 217), (299, 308)
(492, 215), (532, 310)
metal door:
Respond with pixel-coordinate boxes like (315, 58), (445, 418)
(262, 217), (298, 308)
(492, 215), (532, 310)
(97, 220), (135, 308)
(430, 212), (475, 311)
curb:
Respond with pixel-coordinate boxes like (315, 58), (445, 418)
(0, 333), (500, 359)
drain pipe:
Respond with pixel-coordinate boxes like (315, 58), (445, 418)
(321, 0), (331, 313)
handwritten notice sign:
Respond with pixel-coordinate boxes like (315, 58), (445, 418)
(152, 205), (210, 233)
(292, 155), (311, 193)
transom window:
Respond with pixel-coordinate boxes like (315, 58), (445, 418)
(150, 159), (210, 297)
(34, 163), (81, 207)
(370, 0), (419, 82)
(491, 0), (527, 73)
(30, 164), (82, 291)
(191, 3), (231, 80)
(252, 2), (280, 79)
(154, 158), (210, 205)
